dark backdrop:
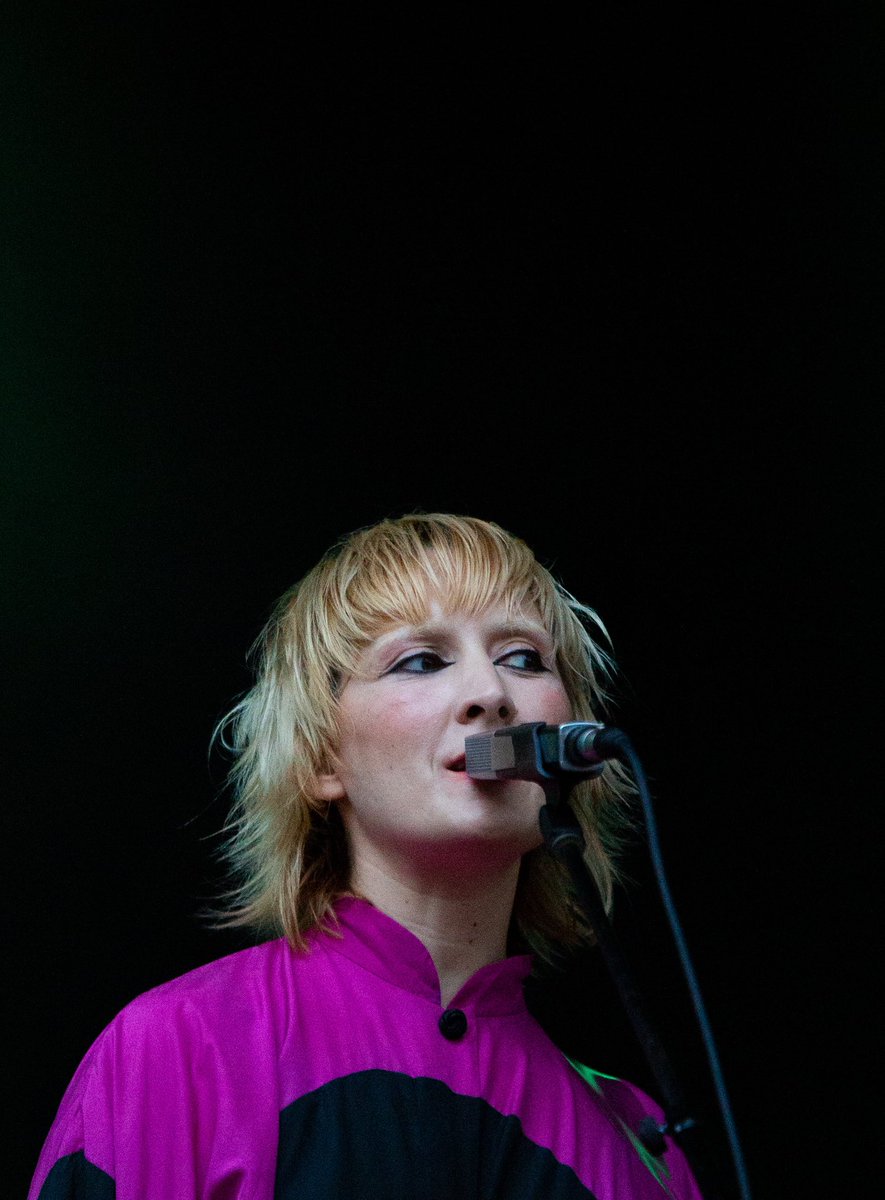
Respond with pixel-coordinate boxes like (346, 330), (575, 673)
(5, 8), (880, 1198)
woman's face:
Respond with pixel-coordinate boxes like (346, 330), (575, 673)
(314, 599), (574, 880)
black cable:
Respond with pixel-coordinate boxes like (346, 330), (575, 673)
(594, 728), (753, 1200)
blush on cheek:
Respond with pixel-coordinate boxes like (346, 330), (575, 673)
(384, 694), (436, 730)
(540, 683), (574, 724)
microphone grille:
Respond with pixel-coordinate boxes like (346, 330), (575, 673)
(465, 731), (516, 778)
(465, 732), (495, 777)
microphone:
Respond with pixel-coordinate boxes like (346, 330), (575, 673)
(465, 721), (621, 782)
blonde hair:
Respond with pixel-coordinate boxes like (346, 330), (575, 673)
(215, 513), (635, 961)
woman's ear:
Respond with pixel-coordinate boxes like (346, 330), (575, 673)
(309, 770), (347, 802)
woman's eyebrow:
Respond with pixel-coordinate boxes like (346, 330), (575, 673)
(372, 621), (450, 653)
(371, 618), (555, 657)
(484, 620), (554, 648)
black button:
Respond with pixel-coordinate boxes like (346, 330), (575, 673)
(438, 1008), (468, 1040)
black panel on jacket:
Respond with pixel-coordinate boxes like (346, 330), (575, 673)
(276, 1069), (598, 1200)
(36, 1151), (115, 1200)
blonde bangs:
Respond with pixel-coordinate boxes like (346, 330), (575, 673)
(312, 514), (564, 675)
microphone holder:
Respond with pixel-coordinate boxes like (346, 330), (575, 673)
(539, 785), (723, 1198)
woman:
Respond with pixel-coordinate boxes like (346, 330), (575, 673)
(30, 513), (703, 1199)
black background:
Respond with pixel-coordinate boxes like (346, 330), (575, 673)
(5, 6), (881, 1197)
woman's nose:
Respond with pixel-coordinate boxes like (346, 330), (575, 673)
(455, 659), (515, 726)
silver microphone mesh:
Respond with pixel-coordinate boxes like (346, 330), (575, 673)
(464, 732), (516, 778)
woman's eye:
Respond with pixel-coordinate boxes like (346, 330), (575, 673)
(498, 648), (548, 673)
(389, 651), (450, 674)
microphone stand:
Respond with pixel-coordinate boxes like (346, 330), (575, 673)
(539, 790), (724, 1200)
(466, 720), (750, 1199)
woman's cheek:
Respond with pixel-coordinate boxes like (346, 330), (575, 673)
(540, 681), (574, 723)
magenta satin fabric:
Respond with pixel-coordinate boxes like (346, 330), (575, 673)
(30, 898), (703, 1198)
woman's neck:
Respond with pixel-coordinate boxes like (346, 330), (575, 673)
(349, 853), (521, 1007)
